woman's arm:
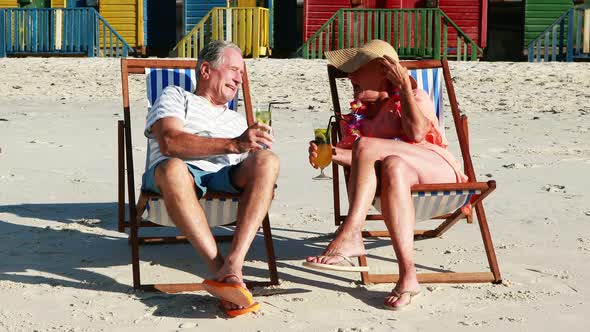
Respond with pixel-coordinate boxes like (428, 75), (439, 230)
(309, 143), (352, 168)
(381, 56), (431, 142)
(399, 81), (431, 142)
(332, 146), (352, 167)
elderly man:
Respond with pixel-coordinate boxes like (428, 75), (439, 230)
(142, 41), (279, 313)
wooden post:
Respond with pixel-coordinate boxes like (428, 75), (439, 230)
(584, 9), (589, 54)
(0, 10), (5, 58)
(137, 0), (143, 52)
(567, 8), (574, 62)
(87, 9), (95, 57)
(338, 9), (344, 50)
(253, 7), (260, 58)
(226, 8), (233, 42)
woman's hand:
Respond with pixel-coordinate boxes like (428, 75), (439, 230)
(308, 141), (319, 168)
(381, 55), (412, 90)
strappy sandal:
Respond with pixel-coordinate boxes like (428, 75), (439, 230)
(302, 253), (369, 272)
(383, 289), (422, 311)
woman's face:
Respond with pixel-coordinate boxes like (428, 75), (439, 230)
(348, 59), (390, 103)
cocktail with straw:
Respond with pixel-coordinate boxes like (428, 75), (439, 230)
(311, 118), (333, 180)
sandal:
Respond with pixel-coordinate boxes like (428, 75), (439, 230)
(383, 289), (421, 311)
(302, 253), (369, 272)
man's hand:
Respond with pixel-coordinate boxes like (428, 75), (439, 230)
(233, 122), (274, 153)
(308, 141), (319, 168)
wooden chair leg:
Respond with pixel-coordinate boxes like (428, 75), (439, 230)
(473, 201), (502, 283)
(261, 214), (279, 285)
(130, 214), (141, 289)
(117, 120), (125, 233)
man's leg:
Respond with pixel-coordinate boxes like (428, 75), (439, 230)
(154, 158), (222, 273)
(215, 150), (280, 282)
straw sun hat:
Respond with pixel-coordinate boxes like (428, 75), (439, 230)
(325, 39), (416, 88)
(324, 39), (399, 73)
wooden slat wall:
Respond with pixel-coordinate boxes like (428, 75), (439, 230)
(439, 0), (481, 48)
(51, 0), (65, 7)
(303, 0), (350, 41)
(100, 0), (138, 47)
(185, 0), (226, 35)
(524, 0), (573, 48)
(0, 0), (17, 8)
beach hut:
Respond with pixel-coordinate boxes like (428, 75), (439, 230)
(62, 0), (143, 52)
(302, 0), (487, 49)
(0, 0), (133, 57)
(174, 0), (272, 58)
(301, 0), (486, 60)
(0, 0), (65, 7)
(524, 0), (574, 48)
(183, 0), (227, 36)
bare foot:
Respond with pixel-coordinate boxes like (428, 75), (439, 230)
(214, 265), (250, 311)
(384, 280), (421, 309)
(306, 227), (366, 265)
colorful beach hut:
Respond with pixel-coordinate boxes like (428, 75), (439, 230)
(66, 0), (144, 52)
(174, 0), (272, 58)
(303, 0), (487, 49)
(524, 0), (574, 48)
(0, 0), (63, 8)
(1, 0), (134, 57)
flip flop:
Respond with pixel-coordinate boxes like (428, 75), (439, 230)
(383, 289), (421, 311)
(302, 253), (369, 272)
(202, 274), (255, 308)
(221, 300), (261, 318)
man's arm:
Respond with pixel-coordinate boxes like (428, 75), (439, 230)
(152, 117), (274, 158)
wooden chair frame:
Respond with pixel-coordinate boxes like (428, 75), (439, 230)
(118, 58), (279, 292)
(328, 59), (502, 284)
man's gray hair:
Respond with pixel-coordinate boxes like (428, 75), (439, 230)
(195, 40), (242, 88)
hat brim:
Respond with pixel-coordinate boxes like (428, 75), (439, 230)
(325, 48), (381, 73)
(326, 49), (418, 90)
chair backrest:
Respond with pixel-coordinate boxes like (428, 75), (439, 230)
(327, 64), (444, 132)
(121, 59), (255, 224)
(145, 67), (239, 110)
(143, 66), (242, 171)
(409, 67), (444, 131)
(327, 60), (476, 182)
(146, 68), (197, 108)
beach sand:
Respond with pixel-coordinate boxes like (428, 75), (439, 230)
(0, 57), (589, 331)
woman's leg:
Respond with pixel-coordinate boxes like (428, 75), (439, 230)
(307, 137), (381, 264)
(379, 155), (421, 307)
(307, 137), (456, 271)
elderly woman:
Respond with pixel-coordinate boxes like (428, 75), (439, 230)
(305, 40), (467, 310)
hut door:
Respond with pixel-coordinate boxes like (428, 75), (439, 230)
(146, 0), (176, 57)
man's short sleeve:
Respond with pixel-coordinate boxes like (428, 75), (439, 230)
(144, 86), (187, 138)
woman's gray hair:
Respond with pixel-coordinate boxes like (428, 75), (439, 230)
(195, 40), (242, 88)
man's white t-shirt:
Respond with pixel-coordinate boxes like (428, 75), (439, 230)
(144, 86), (248, 172)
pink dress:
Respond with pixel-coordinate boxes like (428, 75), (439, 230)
(337, 89), (468, 183)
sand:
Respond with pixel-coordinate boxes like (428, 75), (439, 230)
(0, 57), (589, 331)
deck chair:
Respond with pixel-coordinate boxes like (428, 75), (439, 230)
(118, 58), (279, 292)
(327, 59), (502, 284)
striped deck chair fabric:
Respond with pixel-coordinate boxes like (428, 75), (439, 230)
(143, 68), (238, 228)
(372, 68), (479, 222)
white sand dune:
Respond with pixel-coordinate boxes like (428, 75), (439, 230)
(0, 57), (589, 331)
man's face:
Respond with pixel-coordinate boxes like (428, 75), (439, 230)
(202, 48), (244, 105)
